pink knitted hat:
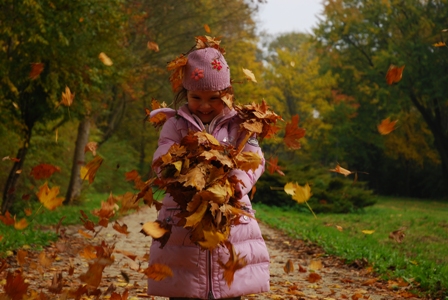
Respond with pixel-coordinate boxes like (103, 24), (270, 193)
(182, 48), (230, 91)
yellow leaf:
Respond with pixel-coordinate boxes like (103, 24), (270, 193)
(36, 182), (64, 210)
(361, 230), (375, 235)
(198, 229), (227, 250)
(433, 41), (446, 47)
(234, 151), (262, 172)
(185, 200), (208, 228)
(242, 68), (257, 83)
(284, 182), (312, 204)
(329, 164), (352, 176)
(141, 221), (169, 239)
(99, 52), (113, 66)
(60, 86), (75, 107)
(14, 218), (28, 230)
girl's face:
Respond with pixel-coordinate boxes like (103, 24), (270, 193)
(187, 90), (225, 124)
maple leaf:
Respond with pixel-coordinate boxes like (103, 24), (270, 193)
(242, 68), (257, 83)
(112, 221), (130, 235)
(80, 210), (96, 232)
(433, 41), (446, 47)
(30, 163), (61, 180)
(284, 182), (312, 204)
(389, 227), (406, 243)
(385, 64), (405, 85)
(144, 263), (173, 281)
(0, 211), (15, 226)
(60, 86), (75, 107)
(110, 290), (129, 300)
(218, 241), (247, 287)
(178, 165), (206, 190)
(198, 228), (228, 250)
(307, 272), (322, 283)
(29, 63), (44, 80)
(36, 182), (64, 210)
(284, 115), (306, 150)
(140, 221), (169, 239)
(266, 156), (285, 176)
(4, 271), (29, 300)
(185, 200), (209, 228)
(84, 141), (98, 156)
(80, 156), (104, 184)
(147, 41), (159, 52)
(234, 152), (262, 172)
(92, 193), (118, 219)
(283, 259), (294, 274)
(329, 164), (352, 176)
(377, 117), (398, 135)
(98, 52), (113, 66)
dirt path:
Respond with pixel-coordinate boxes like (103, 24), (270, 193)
(3, 206), (424, 299)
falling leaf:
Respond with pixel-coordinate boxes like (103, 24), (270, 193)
(30, 163), (61, 180)
(336, 225), (343, 232)
(113, 221), (130, 235)
(266, 156), (285, 176)
(99, 52), (113, 66)
(29, 63), (44, 80)
(144, 263), (173, 281)
(218, 242), (247, 287)
(377, 117), (398, 135)
(140, 221), (169, 239)
(78, 229), (93, 239)
(147, 41), (159, 52)
(362, 229), (375, 235)
(2, 156), (20, 162)
(242, 68), (257, 83)
(389, 227), (406, 243)
(36, 182), (64, 210)
(284, 115), (306, 150)
(284, 182), (312, 204)
(0, 211), (15, 226)
(80, 156), (104, 184)
(204, 24), (211, 33)
(4, 271), (29, 300)
(329, 164), (352, 176)
(84, 142), (98, 156)
(309, 259), (323, 270)
(433, 41), (446, 47)
(60, 86), (75, 107)
(283, 259), (294, 274)
(385, 64), (405, 85)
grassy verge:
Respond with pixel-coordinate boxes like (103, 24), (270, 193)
(0, 192), (110, 255)
(254, 196), (448, 297)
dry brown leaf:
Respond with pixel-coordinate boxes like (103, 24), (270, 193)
(143, 263), (173, 281)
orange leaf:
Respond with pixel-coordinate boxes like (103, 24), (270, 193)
(218, 242), (247, 287)
(377, 117), (398, 135)
(17, 250), (27, 266)
(266, 156), (285, 176)
(306, 272), (322, 283)
(385, 64), (405, 85)
(78, 229), (93, 239)
(144, 263), (173, 281)
(29, 63), (45, 80)
(84, 142), (98, 156)
(98, 52), (113, 66)
(329, 164), (352, 177)
(284, 115), (306, 150)
(0, 211), (15, 226)
(36, 182), (64, 210)
(204, 24), (211, 33)
(147, 41), (159, 52)
(80, 156), (104, 184)
(112, 221), (130, 235)
(140, 221), (169, 239)
(60, 86), (75, 107)
(14, 217), (29, 230)
(30, 163), (61, 180)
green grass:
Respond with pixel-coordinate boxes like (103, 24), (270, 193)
(254, 196), (448, 298)
(0, 192), (110, 255)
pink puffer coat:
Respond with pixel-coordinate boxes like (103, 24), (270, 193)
(147, 104), (270, 299)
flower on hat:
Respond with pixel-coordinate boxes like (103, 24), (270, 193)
(211, 59), (222, 71)
(191, 68), (204, 81)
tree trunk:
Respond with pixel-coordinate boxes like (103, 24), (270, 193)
(1, 133), (31, 214)
(64, 117), (91, 204)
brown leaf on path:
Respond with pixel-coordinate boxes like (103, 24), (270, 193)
(38, 251), (54, 268)
(111, 290), (129, 300)
(48, 272), (63, 294)
(30, 163), (61, 180)
(144, 263), (173, 281)
(377, 117), (398, 135)
(284, 115), (306, 149)
(362, 277), (378, 286)
(29, 63), (45, 80)
(16, 250), (27, 266)
(306, 272), (322, 283)
(298, 264), (307, 273)
(309, 259), (323, 270)
(78, 229), (93, 239)
(386, 64), (405, 85)
(4, 271), (29, 300)
(283, 259), (294, 274)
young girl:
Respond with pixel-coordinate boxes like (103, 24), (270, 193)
(147, 45), (270, 300)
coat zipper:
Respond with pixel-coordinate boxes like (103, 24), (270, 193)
(207, 250), (215, 299)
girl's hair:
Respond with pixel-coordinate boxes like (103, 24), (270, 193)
(174, 86), (234, 110)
